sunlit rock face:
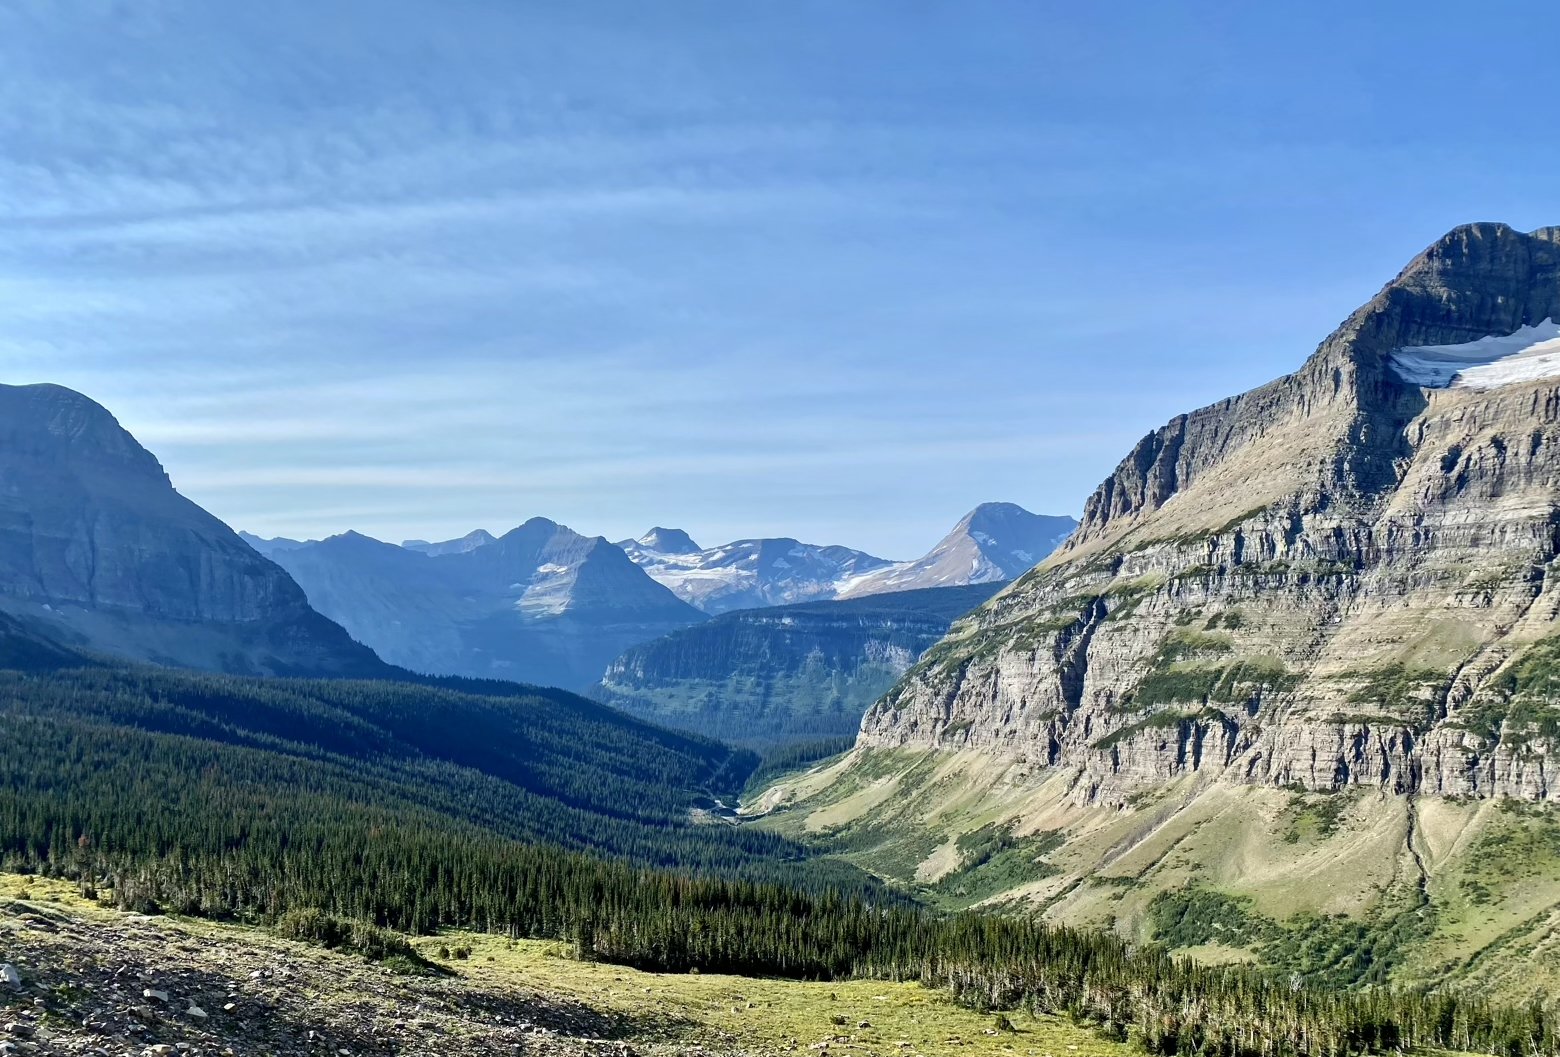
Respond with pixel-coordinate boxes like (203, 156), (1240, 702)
(861, 223), (1560, 804)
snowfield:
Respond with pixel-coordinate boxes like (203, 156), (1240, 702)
(1390, 319), (1560, 389)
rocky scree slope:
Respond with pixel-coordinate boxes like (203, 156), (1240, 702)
(858, 222), (1560, 805)
(0, 383), (383, 677)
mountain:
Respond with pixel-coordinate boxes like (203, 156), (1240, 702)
(0, 383), (384, 677)
(237, 530), (310, 556)
(402, 528), (497, 555)
(263, 518), (704, 689)
(619, 526), (702, 556)
(618, 533), (896, 614)
(615, 507), (1073, 616)
(757, 223), (1560, 995)
(839, 503), (1076, 598)
(594, 583), (1003, 747)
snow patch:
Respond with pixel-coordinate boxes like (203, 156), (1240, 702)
(1390, 319), (1560, 389)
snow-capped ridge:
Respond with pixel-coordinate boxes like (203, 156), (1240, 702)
(629, 527), (702, 555)
(838, 503), (1076, 599)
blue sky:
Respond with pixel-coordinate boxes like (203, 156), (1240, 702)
(2, 1), (1558, 557)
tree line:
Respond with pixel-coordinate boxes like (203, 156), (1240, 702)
(0, 664), (1555, 1057)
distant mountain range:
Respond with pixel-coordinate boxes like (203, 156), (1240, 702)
(0, 376), (1077, 700)
(616, 503), (1077, 614)
(616, 532), (895, 614)
(0, 383), (384, 677)
(244, 504), (1077, 692)
(256, 520), (703, 690)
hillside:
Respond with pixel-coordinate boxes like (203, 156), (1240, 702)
(0, 383), (384, 677)
(757, 223), (1560, 994)
(595, 583), (1002, 746)
(0, 874), (1127, 1057)
(0, 658), (831, 883)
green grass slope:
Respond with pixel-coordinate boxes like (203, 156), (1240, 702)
(750, 747), (1560, 1005)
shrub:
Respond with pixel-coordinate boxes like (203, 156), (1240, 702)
(274, 907), (420, 963)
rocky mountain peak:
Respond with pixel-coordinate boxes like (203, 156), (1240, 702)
(0, 383), (166, 478)
(854, 220), (1560, 809)
(839, 503), (1076, 598)
(1337, 221), (1560, 359)
(635, 527), (701, 555)
(1070, 224), (1560, 550)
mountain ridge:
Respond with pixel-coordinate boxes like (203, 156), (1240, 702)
(0, 382), (385, 677)
(594, 582), (1004, 746)
(618, 504), (1075, 614)
(840, 502), (1076, 598)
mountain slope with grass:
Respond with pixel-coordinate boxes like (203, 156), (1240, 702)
(758, 222), (1560, 996)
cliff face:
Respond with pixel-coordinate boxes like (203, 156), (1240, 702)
(595, 583), (1002, 747)
(0, 383), (384, 676)
(859, 224), (1560, 804)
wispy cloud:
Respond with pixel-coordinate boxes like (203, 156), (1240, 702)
(5, 2), (1551, 553)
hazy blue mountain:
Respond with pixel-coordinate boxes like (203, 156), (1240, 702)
(0, 383), (385, 677)
(263, 518), (704, 690)
(237, 530), (311, 557)
(402, 529), (498, 555)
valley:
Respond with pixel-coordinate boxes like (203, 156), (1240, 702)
(2, 227), (1559, 1057)
(594, 584), (1003, 746)
(10, 9), (1560, 1057)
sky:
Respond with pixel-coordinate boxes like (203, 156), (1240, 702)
(2, 2), (1559, 558)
